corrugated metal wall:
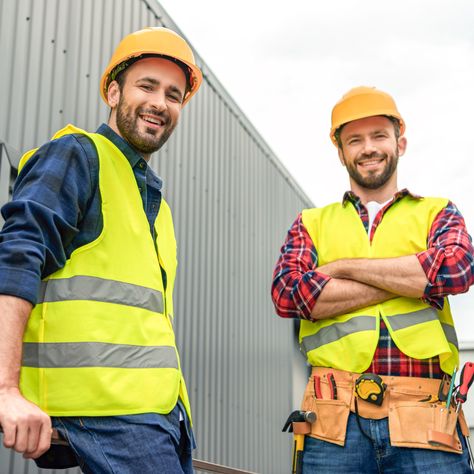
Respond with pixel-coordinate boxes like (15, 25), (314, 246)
(0, 0), (311, 472)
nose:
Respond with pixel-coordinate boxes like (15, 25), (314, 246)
(149, 90), (167, 112)
(361, 138), (378, 155)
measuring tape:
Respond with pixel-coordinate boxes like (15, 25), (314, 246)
(355, 373), (387, 406)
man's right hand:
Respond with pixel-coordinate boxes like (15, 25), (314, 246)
(0, 387), (51, 459)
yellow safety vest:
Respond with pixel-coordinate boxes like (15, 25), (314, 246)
(300, 196), (459, 374)
(18, 125), (192, 421)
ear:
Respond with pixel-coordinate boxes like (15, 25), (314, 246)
(107, 81), (120, 108)
(337, 147), (346, 167)
(397, 136), (407, 157)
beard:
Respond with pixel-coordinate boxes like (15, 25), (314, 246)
(344, 150), (399, 190)
(115, 96), (176, 155)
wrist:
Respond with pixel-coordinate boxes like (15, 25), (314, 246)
(328, 259), (350, 279)
(0, 372), (20, 392)
(0, 384), (20, 395)
(318, 260), (343, 278)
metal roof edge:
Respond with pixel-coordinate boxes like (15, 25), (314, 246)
(147, 0), (314, 208)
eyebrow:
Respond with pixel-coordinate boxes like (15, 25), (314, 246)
(345, 128), (389, 141)
(136, 77), (184, 100)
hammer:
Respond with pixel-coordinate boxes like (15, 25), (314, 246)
(282, 410), (316, 474)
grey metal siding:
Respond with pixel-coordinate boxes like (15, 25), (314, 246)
(0, 0), (311, 472)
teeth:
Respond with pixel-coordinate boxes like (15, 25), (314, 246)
(360, 159), (382, 166)
(142, 116), (162, 125)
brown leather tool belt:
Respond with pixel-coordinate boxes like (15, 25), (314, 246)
(300, 367), (469, 453)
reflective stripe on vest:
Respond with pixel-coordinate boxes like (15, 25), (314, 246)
(301, 316), (376, 355)
(22, 342), (178, 369)
(39, 275), (164, 314)
(386, 307), (438, 330)
(386, 308), (459, 349)
(442, 323), (459, 348)
(301, 308), (460, 356)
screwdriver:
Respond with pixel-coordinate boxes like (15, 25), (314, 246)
(455, 362), (474, 413)
(454, 362), (474, 469)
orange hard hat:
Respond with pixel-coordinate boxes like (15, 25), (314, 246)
(100, 27), (202, 106)
(330, 86), (405, 146)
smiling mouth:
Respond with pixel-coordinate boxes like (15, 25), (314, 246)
(357, 157), (385, 168)
(140, 114), (165, 128)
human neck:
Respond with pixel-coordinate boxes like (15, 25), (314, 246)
(350, 180), (398, 206)
(107, 116), (151, 162)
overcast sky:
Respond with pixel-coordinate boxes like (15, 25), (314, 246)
(158, 0), (474, 342)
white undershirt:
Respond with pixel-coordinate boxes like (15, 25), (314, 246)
(366, 198), (392, 234)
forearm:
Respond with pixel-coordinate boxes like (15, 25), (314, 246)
(310, 278), (395, 320)
(0, 135), (97, 304)
(418, 201), (474, 299)
(318, 255), (428, 298)
(272, 213), (331, 320)
(0, 295), (51, 459)
(0, 295), (32, 389)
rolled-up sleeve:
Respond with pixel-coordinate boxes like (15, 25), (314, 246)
(417, 201), (474, 308)
(0, 135), (94, 304)
(271, 213), (331, 320)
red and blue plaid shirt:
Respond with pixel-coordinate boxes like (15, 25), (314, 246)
(271, 189), (474, 378)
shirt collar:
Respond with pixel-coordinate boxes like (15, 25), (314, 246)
(97, 123), (145, 169)
(342, 188), (422, 207)
(96, 123), (163, 190)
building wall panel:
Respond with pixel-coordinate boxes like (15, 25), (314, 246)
(0, 0), (311, 472)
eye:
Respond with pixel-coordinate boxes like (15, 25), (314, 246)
(167, 91), (183, 103)
(347, 138), (360, 145)
(139, 84), (153, 92)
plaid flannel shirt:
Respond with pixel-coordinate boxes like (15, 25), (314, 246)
(271, 190), (474, 378)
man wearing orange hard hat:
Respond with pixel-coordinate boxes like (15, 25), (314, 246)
(0, 27), (201, 472)
(272, 86), (474, 472)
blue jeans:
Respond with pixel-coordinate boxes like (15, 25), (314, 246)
(303, 413), (472, 473)
(52, 404), (195, 474)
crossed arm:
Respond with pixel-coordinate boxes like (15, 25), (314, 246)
(310, 255), (427, 319)
(271, 205), (474, 322)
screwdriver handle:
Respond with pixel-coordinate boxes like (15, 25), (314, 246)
(456, 362), (474, 404)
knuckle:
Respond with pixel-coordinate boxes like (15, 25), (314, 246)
(13, 444), (27, 454)
(42, 414), (52, 426)
(23, 414), (36, 425)
(3, 438), (14, 448)
(3, 415), (19, 426)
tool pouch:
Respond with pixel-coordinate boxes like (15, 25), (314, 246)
(301, 376), (351, 446)
(388, 401), (462, 453)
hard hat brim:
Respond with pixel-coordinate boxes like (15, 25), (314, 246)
(100, 53), (202, 106)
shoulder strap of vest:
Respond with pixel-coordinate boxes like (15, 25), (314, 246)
(18, 124), (93, 172)
(302, 202), (342, 218)
(418, 196), (450, 208)
(156, 198), (173, 229)
(301, 203), (342, 227)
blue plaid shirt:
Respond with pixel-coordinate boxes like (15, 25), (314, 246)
(0, 124), (162, 304)
(0, 123), (193, 445)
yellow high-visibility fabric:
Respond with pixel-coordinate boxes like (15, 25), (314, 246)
(301, 196), (458, 374)
(19, 124), (191, 421)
